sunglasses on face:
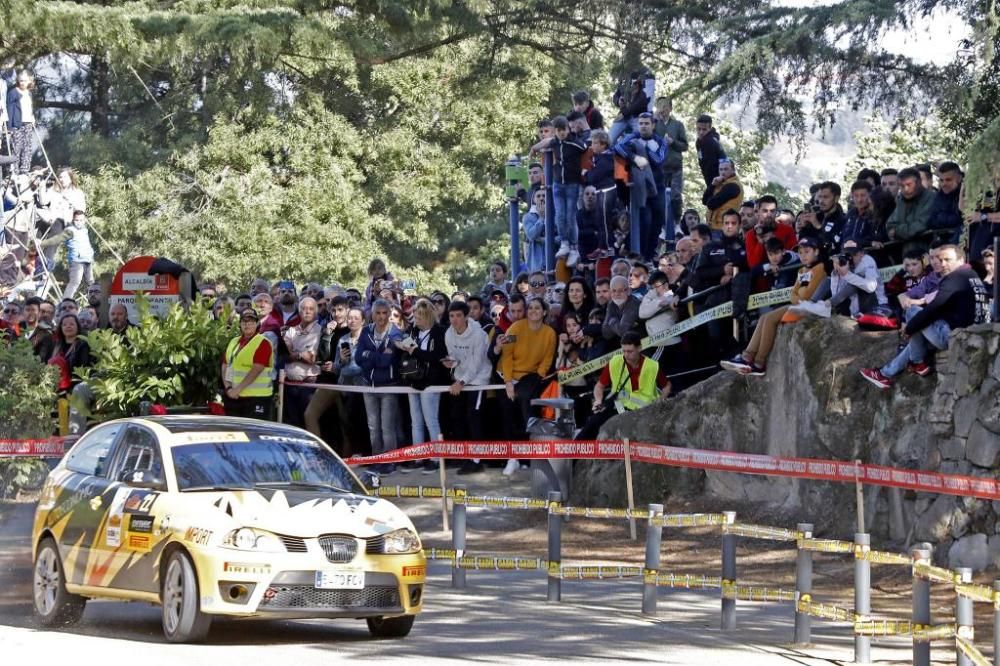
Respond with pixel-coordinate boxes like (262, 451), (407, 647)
(3, 309), (17, 314)
(432, 299), (446, 305)
(529, 281), (545, 288)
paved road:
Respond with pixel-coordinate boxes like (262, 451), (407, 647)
(0, 481), (918, 664)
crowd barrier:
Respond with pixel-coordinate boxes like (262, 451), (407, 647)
(380, 482), (995, 666)
(557, 263), (903, 384)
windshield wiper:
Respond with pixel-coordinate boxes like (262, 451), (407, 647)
(255, 480), (352, 493)
(182, 483), (255, 492)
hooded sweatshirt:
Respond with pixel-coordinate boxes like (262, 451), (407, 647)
(445, 319), (491, 386)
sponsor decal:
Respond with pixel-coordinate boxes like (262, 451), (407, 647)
(129, 515), (154, 533)
(402, 565), (426, 577)
(128, 533), (151, 551)
(105, 487), (133, 547)
(259, 435), (317, 445)
(224, 562), (271, 574)
(184, 527), (213, 546)
(124, 490), (157, 514)
(174, 431), (249, 444)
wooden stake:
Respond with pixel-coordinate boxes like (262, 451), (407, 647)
(438, 436), (449, 532)
(276, 370), (286, 423)
(625, 438), (637, 540)
(855, 459), (865, 535)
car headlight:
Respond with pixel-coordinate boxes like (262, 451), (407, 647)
(382, 528), (421, 554)
(222, 528), (285, 553)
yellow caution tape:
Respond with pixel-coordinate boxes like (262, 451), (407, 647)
(376, 485), (447, 499)
(956, 637), (991, 666)
(798, 537), (855, 554)
(725, 523), (800, 541)
(796, 594), (854, 622)
(722, 579), (796, 602)
(955, 583), (997, 604)
(465, 495), (549, 510)
(427, 548), (459, 560)
(913, 562), (961, 584)
(858, 549), (912, 566)
(551, 505), (651, 520)
(654, 513), (729, 528)
(643, 571), (723, 589)
(916, 624), (958, 642)
(459, 556), (547, 571)
(553, 564), (644, 580)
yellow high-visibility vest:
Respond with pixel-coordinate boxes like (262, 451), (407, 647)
(608, 354), (659, 412)
(224, 334), (273, 398)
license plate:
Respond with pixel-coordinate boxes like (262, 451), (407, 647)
(315, 570), (365, 590)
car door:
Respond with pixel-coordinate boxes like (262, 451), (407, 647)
(50, 422), (125, 586)
(92, 425), (167, 592)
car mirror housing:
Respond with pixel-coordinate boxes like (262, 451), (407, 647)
(119, 469), (167, 491)
(358, 469), (380, 490)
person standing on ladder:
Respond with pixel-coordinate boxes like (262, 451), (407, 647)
(6, 70), (36, 175)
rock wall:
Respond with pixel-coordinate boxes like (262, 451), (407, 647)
(573, 318), (1000, 569)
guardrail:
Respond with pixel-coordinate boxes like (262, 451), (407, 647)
(378, 484), (997, 666)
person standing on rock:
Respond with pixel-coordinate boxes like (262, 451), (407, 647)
(860, 245), (990, 389)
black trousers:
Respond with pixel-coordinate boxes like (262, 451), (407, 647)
(224, 395), (273, 420)
(499, 373), (543, 439)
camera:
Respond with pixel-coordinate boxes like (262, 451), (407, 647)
(810, 204), (821, 214)
(836, 254), (850, 267)
(340, 341), (350, 351)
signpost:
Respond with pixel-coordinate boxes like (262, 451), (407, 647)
(108, 255), (181, 323)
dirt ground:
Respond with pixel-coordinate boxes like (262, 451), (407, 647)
(395, 465), (999, 661)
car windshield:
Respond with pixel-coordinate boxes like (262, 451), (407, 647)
(171, 436), (364, 494)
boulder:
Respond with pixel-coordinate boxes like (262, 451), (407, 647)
(949, 534), (990, 571)
(967, 421), (1000, 469)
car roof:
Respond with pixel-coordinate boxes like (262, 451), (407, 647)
(129, 416), (318, 448)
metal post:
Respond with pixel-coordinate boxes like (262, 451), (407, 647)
(721, 511), (736, 630)
(993, 236), (999, 323)
(507, 157), (521, 275)
(629, 184), (642, 256)
(663, 186), (674, 250)
(854, 532), (871, 664)
(642, 503), (663, 615)
(993, 579), (1000, 665)
(911, 547), (932, 666)
(451, 484), (467, 589)
(794, 523), (814, 645)
(547, 491), (562, 602)
(956, 567), (973, 666)
(543, 151), (555, 275)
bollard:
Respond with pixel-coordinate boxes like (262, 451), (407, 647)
(911, 547), (932, 666)
(955, 567), (973, 666)
(547, 491), (562, 603)
(451, 484), (467, 590)
(721, 511), (737, 630)
(794, 523), (814, 646)
(641, 503), (664, 615)
(854, 532), (871, 664)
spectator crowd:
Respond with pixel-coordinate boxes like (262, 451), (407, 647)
(1, 68), (997, 476)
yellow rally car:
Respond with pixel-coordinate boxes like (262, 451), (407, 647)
(31, 416), (426, 642)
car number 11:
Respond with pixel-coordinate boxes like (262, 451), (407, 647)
(314, 570), (365, 590)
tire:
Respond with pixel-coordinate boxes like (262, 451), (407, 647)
(33, 537), (86, 626)
(366, 614), (415, 638)
(160, 550), (212, 643)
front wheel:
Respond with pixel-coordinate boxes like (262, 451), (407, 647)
(33, 537), (86, 626)
(161, 550), (212, 643)
(366, 614), (415, 638)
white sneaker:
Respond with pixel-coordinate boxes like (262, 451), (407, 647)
(502, 459), (520, 476)
(555, 241), (570, 259)
(566, 248), (580, 267)
(790, 301), (831, 318)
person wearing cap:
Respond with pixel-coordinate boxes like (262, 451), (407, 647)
(222, 308), (275, 419)
(720, 236), (827, 376)
(795, 240), (887, 319)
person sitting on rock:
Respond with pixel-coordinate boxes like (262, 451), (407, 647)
(860, 245), (990, 389)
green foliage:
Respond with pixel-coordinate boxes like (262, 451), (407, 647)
(762, 181), (805, 212)
(0, 341), (58, 499)
(844, 114), (962, 182)
(79, 295), (237, 417)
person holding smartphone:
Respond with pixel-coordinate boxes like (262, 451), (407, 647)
(445, 301), (492, 475)
(397, 299), (448, 472)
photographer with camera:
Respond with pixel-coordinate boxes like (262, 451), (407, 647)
(576, 331), (670, 440)
(745, 195), (798, 269)
(798, 181), (846, 253)
(794, 240), (888, 319)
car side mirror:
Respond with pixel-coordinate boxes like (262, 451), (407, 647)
(119, 469), (167, 491)
(359, 469), (380, 491)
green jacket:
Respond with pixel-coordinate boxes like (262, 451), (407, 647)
(655, 116), (688, 173)
(887, 188), (935, 250)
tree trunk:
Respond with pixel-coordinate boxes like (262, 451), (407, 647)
(91, 53), (111, 137)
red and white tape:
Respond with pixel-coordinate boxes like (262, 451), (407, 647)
(0, 438), (69, 457)
(346, 440), (1000, 502)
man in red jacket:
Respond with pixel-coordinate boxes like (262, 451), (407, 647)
(745, 195), (798, 268)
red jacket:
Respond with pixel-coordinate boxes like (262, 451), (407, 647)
(745, 223), (798, 268)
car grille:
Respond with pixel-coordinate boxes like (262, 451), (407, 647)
(259, 585), (400, 610)
(365, 535), (385, 554)
(278, 535), (308, 553)
(276, 534), (387, 556)
(318, 535), (358, 562)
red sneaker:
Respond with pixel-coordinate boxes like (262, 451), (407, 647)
(859, 368), (892, 390)
(908, 362), (932, 377)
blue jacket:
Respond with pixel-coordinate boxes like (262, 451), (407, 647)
(614, 132), (669, 187)
(585, 150), (616, 190)
(522, 209), (547, 274)
(356, 323), (404, 386)
(6, 87), (30, 129)
(927, 188), (962, 242)
(64, 223), (94, 264)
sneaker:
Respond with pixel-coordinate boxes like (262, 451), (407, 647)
(555, 241), (571, 259)
(519, 463), (530, 470)
(420, 459), (439, 474)
(908, 362), (932, 377)
(566, 248), (580, 267)
(860, 368), (892, 390)
(456, 460), (485, 476)
(719, 355), (753, 373)
(745, 364), (766, 376)
(396, 461), (419, 474)
(502, 459), (520, 477)
(791, 300), (831, 318)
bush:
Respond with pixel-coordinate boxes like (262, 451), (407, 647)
(0, 340), (59, 498)
(80, 295), (238, 418)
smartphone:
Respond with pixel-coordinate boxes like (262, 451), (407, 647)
(340, 341), (350, 351)
(504, 334), (517, 344)
(401, 279), (416, 291)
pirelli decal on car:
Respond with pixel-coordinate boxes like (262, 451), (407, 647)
(402, 565), (426, 578)
(223, 562), (271, 574)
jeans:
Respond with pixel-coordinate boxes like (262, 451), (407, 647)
(64, 262), (94, 299)
(664, 169), (683, 239)
(609, 118), (639, 145)
(552, 182), (580, 246)
(881, 320), (951, 377)
(363, 392), (399, 454)
(595, 186), (618, 250)
(638, 188), (666, 261)
(408, 391), (442, 444)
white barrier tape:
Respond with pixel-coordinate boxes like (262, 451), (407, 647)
(284, 380), (507, 395)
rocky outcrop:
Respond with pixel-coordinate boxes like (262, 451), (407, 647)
(573, 318), (1000, 569)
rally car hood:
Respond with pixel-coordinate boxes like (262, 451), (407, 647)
(194, 488), (416, 538)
